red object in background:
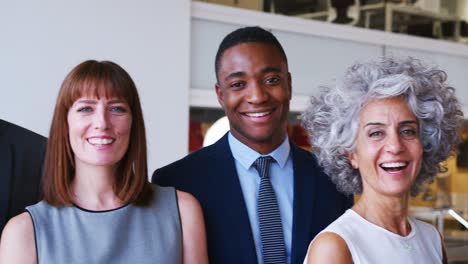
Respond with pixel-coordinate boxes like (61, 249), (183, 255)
(189, 121), (311, 152)
(288, 124), (311, 150)
(189, 119), (203, 152)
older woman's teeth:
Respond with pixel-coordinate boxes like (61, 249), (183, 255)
(380, 162), (408, 172)
(381, 162), (408, 168)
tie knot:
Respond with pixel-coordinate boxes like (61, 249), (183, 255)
(253, 156), (274, 179)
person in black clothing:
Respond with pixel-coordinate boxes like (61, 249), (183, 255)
(0, 119), (46, 234)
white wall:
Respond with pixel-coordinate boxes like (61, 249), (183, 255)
(0, 0), (191, 174)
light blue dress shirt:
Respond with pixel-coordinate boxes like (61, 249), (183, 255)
(228, 132), (294, 264)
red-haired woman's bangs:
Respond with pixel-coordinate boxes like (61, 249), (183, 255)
(61, 66), (134, 110)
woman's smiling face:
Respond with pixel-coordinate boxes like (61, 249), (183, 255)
(67, 95), (132, 169)
(348, 97), (423, 197)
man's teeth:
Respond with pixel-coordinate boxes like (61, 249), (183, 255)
(380, 162), (408, 168)
(245, 111), (271, 117)
(88, 138), (114, 145)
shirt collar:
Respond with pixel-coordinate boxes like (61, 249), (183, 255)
(228, 132), (290, 170)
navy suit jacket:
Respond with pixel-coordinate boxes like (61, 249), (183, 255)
(0, 119), (46, 234)
(152, 134), (352, 264)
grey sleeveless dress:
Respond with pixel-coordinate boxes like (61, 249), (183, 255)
(26, 185), (182, 264)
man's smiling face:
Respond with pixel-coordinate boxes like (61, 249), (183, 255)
(215, 42), (291, 154)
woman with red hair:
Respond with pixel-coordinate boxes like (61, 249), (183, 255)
(0, 60), (208, 264)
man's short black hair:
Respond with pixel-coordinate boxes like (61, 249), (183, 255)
(214, 26), (288, 82)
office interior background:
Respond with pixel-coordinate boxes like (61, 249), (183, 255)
(1, 0), (468, 262)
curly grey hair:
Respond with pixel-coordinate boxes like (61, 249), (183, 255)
(302, 57), (463, 196)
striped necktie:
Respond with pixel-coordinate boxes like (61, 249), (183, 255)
(253, 156), (287, 264)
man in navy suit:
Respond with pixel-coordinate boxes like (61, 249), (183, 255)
(152, 26), (352, 264)
(0, 119), (46, 234)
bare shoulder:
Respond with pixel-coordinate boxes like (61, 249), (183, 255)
(1, 212), (34, 241)
(175, 190), (204, 229)
(305, 232), (353, 264)
(176, 190), (208, 264)
(176, 190), (202, 215)
(0, 212), (36, 264)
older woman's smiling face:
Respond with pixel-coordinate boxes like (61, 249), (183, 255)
(348, 97), (423, 197)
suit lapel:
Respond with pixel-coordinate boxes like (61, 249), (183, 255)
(210, 134), (258, 263)
(290, 144), (316, 263)
(0, 143), (13, 231)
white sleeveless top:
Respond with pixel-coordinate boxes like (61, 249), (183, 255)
(304, 209), (442, 264)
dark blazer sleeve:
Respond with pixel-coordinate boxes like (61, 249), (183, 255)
(151, 154), (198, 191)
(0, 120), (47, 233)
(152, 165), (172, 187)
(290, 143), (353, 263)
(151, 135), (259, 264)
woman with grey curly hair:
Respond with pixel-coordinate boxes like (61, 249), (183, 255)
(303, 57), (463, 264)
